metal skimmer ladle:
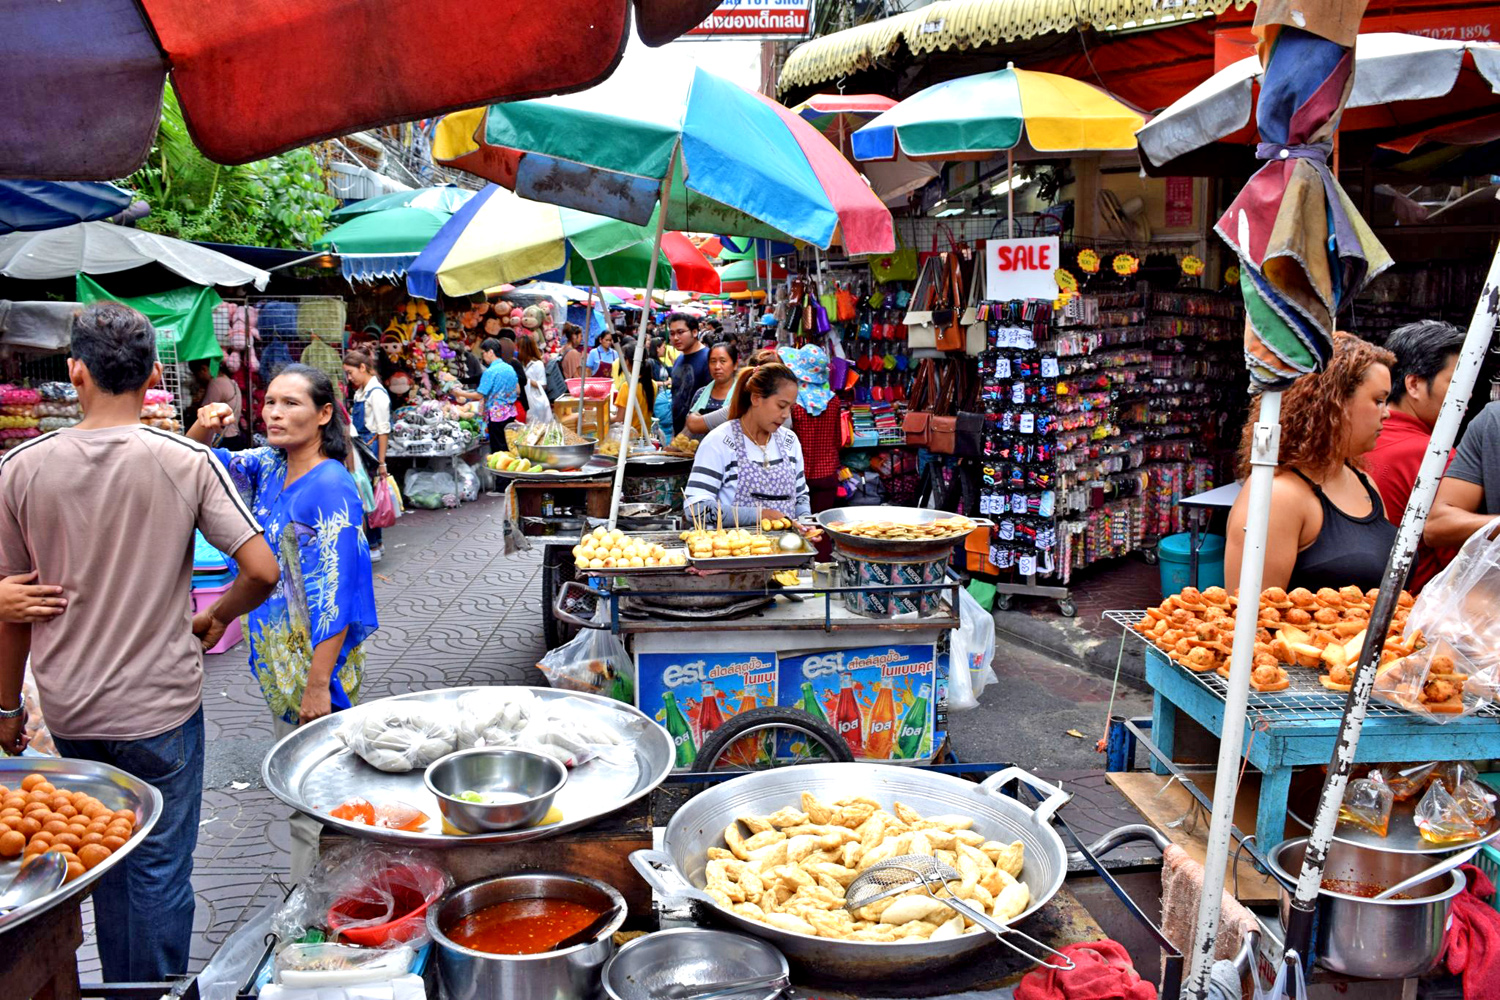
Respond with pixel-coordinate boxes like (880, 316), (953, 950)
(1373, 844), (1482, 900)
(845, 855), (1076, 971)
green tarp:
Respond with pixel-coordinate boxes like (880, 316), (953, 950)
(76, 274), (223, 365)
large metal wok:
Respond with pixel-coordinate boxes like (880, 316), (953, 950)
(631, 764), (1071, 981)
(814, 506), (991, 559)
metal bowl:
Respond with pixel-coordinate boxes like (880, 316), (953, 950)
(515, 440), (598, 470)
(602, 928), (788, 1000)
(428, 872), (626, 1000)
(814, 505), (990, 558)
(1269, 837), (1465, 979)
(424, 748), (568, 833)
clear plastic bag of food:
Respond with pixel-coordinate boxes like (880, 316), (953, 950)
(1399, 519), (1500, 706)
(455, 688), (537, 749)
(1372, 638), (1485, 724)
(1455, 779), (1496, 828)
(272, 844), (451, 951)
(1338, 774), (1394, 837)
(274, 942), (416, 985)
(536, 623), (635, 704)
(1384, 762), (1436, 801)
(337, 704), (457, 772)
(1415, 780), (1484, 846)
(1433, 760), (1480, 794)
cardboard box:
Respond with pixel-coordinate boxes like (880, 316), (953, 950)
(778, 644), (936, 763)
(637, 650), (778, 770)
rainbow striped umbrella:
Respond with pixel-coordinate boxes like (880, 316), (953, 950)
(433, 63), (893, 255)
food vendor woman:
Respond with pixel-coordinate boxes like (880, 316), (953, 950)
(684, 363), (810, 527)
(1225, 333), (1398, 591)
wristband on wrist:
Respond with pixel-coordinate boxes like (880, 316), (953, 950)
(0, 702), (22, 720)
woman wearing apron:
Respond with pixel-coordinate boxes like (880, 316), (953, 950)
(684, 363), (811, 526)
(343, 350), (390, 562)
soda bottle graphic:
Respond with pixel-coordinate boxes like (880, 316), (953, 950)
(834, 673), (864, 756)
(798, 682), (831, 726)
(723, 689), (765, 767)
(662, 692), (697, 768)
(894, 683), (931, 760)
(698, 681), (726, 742)
(865, 682), (897, 759)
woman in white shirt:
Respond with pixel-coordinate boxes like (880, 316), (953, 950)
(684, 362), (810, 527)
(517, 333), (553, 423)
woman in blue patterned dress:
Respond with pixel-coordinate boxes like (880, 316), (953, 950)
(189, 364), (377, 877)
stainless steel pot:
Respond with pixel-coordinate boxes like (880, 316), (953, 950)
(601, 928), (788, 1000)
(1269, 838), (1465, 980)
(426, 872), (627, 1000)
(632, 764), (1072, 981)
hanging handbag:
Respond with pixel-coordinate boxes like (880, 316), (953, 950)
(953, 360), (985, 457)
(869, 229), (919, 283)
(902, 359), (937, 446)
(934, 252), (966, 352)
(961, 251), (989, 355)
(903, 256), (944, 350)
(928, 361), (958, 455)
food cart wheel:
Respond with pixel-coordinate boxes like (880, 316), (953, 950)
(995, 593), (1014, 611)
(692, 707), (855, 779)
(1057, 598), (1077, 618)
(541, 546), (579, 649)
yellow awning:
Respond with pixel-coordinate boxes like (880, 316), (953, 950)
(778, 0), (1248, 93)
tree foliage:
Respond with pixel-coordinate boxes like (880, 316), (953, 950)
(124, 86), (338, 248)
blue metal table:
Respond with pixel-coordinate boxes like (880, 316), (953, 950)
(1106, 611), (1500, 851)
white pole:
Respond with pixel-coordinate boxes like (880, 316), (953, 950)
(606, 150), (674, 528)
(1284, 237), (1500, 957)
(1184, 388), (1282, 996)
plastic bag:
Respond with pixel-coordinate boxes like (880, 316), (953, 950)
(1338, 774), (1393, 837)
(1382, 519), (1500, 721)
(455, 462), (480, 503)
(274, 943), (415, 986)
(537, 624), (635, 704)
(455, 688), (538, 749)
(198, 897), (279, 1000)
(369, 475), (397, 529)
(351, 460), (376, 515)
(454, 687), (623, 766)
(947, 585), (998, 710)
(337, 703), (456, 772)
(1253, 950), (1307, 1000)
(1416, 780), (1483, 846)
(273, 844), (451, 951)
(1455, 779), (1496, 827)
(1383, 762), (1435, 801)
(402, 470), (457, 510)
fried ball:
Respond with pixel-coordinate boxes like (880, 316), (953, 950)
(57, 804), (77, 819)
(78, 843), (110, 870)
(20, 774), (45, 792)
(1284, 609), (1313, 626)
(41, 820), (68, 836)
(85, 821), (108, 835)
(16, 816), (41, 838)
(49, 794), (72, 811)
(110, 809), (134, 824)
(26, 790), (51, 805)
(23, 838), (49, 856)
(0, 830), (23, 857)
(2, 794), (26, 810)
(23, 801), (48, 816)
(45, 843), (69, 855)
(101, 835), (126, 851)
(33, 782), (54, 795)
(104, 824), (131, 841)
(65, 861), (86, 883)
(53, 832), (82, 852)
(67, 822), (87, 837)
(1313, 607), (1340, 625)
(80, 832), (104, 847)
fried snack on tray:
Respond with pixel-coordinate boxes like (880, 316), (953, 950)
(826, 516), (974, 541)
(702, 793), (1026, 940)
(1140, 585), (1423, 693)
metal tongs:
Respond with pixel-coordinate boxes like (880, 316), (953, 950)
(844, 854), (1077, 971)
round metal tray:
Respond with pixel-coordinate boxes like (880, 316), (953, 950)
(0, 756), (163, 936)
(814, 506), (988, 557)
(489, 459), (615, 483)
(262, 687), (673, 847)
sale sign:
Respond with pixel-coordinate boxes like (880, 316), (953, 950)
(985, 237), (1061, 302)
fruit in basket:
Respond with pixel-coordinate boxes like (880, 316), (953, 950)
(572, 527), (685, 570)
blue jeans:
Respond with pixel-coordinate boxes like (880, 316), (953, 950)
(54, 708), (204, 983)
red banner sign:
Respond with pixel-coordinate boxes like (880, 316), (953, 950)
(686, 0), (813, 38)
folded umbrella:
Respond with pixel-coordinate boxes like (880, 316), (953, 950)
(0, 181), (135, 234)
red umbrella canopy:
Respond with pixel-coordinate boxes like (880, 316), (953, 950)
(3, 0), (722, 180)
(661, 231), (720, 294)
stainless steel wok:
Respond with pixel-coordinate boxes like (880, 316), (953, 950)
(814, 506), (992, 558)
(631, 764), (1072, 981)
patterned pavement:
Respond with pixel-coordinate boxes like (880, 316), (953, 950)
(69, 495), (1154, 982)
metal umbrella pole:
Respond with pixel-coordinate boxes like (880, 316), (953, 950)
(606, 148), (674, 529)
(1284, 235), (1500, 958)
(1183, 388), (1281, 995)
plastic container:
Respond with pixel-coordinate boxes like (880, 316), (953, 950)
(328, 859), (449, 947)
(1157, 532), (1225, 596)
(191, 577), (243, 655)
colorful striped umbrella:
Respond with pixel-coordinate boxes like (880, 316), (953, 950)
(1216, 27), (1392, 388)
(330, 185), (475, 221)
(851, 67), (1145, 162)
(313, 207), (452, 254)
(792, 94), (941, 207)
(433, 63), (893, 255)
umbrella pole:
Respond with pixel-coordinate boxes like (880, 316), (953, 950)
(1284, 239), (1500, 960)
(1184, 388), (1282, 997)
(606, 149), (675, 529)
(1007, 150), (1015, 240)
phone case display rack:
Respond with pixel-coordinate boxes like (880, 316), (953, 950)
(976, 289), (1245, 610)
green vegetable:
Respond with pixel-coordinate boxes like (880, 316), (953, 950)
(456, 790), (485, 803)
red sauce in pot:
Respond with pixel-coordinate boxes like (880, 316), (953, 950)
(1320, 878), (1411, 900)
(444, 898), (603, 955)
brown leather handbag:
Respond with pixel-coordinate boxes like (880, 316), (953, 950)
(934, 252), (966, 352)
(928, 361), (958, 454)
(902, 359), (937, 446)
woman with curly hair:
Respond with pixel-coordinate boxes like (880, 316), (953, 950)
(1225, 332), (1397, 591)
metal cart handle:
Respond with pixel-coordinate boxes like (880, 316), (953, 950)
(1068, 823), (1172, 864)
(553, 580), (610, 630)
(978, 766), (1072, 824)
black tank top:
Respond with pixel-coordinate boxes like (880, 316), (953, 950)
(1288, 466), (1398, 592)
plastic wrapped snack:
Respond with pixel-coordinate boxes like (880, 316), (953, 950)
(1432, 760), (1480, 794)
(274, 942), (416, 986)
(1455, 779), (1496, 828)
(1383, 762), (1436, 801)
(1339, 774), (1394, 837)
(338, 704), (457, 772)
(511, 708), (624, 767)
(1373, 639), (1481, 723)
(455, 688), (537, 749)
(1416, 780), (1483, 846)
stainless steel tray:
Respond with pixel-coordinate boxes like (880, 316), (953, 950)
(686, 536), (817, 571)
(815, 506), (988, 557)
(0, 756), (163, 936)
(262, 687), (673, 847)
(574, 531), (690, 577)
(491, 459), (615, 483)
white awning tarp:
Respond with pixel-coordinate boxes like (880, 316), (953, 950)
(0, 222), (271, 289)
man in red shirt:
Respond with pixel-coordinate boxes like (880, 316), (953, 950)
(1364, 320), (1465, 590)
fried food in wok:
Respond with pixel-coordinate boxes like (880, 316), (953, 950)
(826, 516), (974, 542)
(701, 793), (1026, 941)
